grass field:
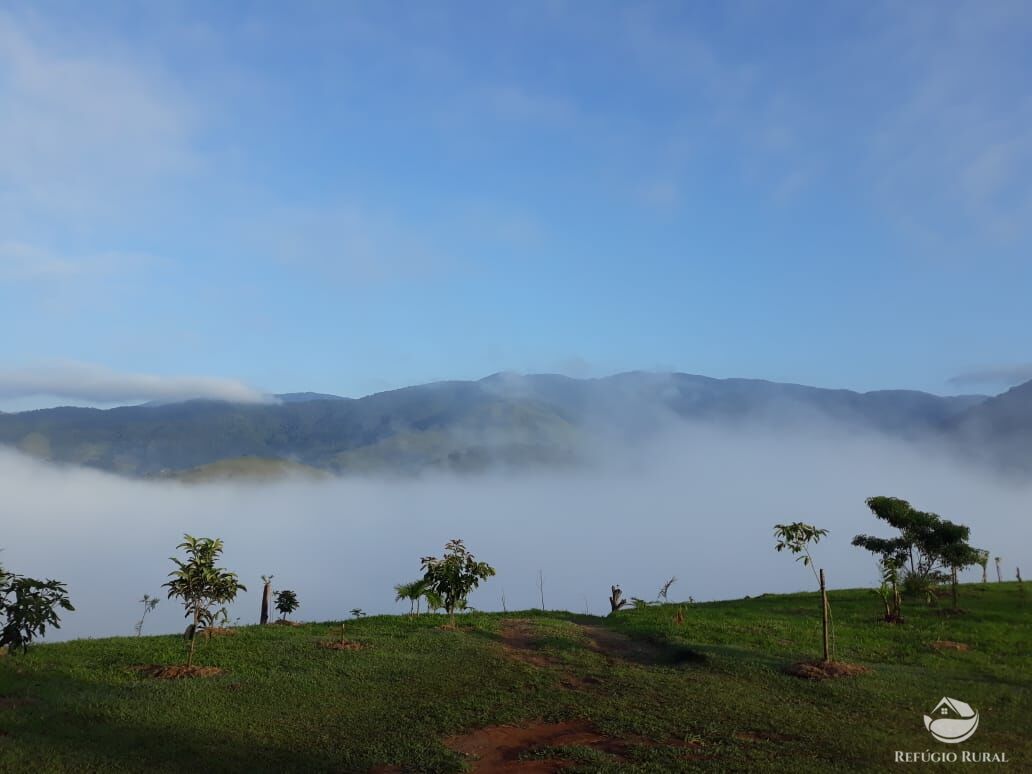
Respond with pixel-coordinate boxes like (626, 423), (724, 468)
(0, 583), (1028, 772)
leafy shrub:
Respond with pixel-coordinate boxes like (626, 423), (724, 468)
(0, 564), (74, 654)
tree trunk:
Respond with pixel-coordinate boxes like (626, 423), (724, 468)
(187, 608), (199, 667)
(609, 585), (626, 613)
(996, 559), (1002, 583)
(261, 580), (272, 625)
(819, 569), (830, 663)
(951, 567), (958, 610)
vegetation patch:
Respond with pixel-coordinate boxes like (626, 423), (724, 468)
(130, 664), (224, 680)
(784, 660), (870, 680)
(0, 696), (34, 710)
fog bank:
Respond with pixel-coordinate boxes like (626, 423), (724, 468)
(1, 425), (1028, 641)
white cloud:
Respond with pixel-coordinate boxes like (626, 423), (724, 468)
(949, 364), (1032, 389)
(0, 422), (1026, 641)
(0, 362), (270, 405)
(0, 11), (197, 218)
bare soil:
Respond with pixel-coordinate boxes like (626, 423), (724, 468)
(201, 627), (237, 639)
(445, 720), (619, 772)
(784, 660), (870, 680)
(317, 640), (365, 651)
(130, 664), (225, 679)
(444, 719), (707, 771)
(930, 640), (971, 651)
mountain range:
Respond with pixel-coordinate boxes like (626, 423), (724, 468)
(0, 371), (1027, 479)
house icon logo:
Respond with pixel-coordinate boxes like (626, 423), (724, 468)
(924, 697), (979, 744)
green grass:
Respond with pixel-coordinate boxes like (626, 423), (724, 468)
(1, 583), (1029, 772)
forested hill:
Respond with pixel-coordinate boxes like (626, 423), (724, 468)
(0, 371), (1012, 478)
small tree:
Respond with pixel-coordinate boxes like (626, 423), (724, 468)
(163, 535), (246, 667)
(394, 579), (427, 615)
(995, 556), (1002, 583)
(274, 589), (299, 621)
(975, 550), (990, 584)
(935, 529), (982, 611)
(874, 557), (904, 623)
(420, 539), (496, 627)
(350, 608), (366, 619)
(422, 588), (444, 614)
(135, 593), (159, 636)
(774, 522), (831, 662)
(852, 497), (981, 610)
(0, 563), (74, 654)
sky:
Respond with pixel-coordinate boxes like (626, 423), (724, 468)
(2, 1), (1031, 409)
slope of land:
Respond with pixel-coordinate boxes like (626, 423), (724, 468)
(152, 456), (330, 483)
(0, 584), (1028, 772)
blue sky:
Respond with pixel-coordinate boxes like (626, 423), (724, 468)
(1, 1), (1030, 408)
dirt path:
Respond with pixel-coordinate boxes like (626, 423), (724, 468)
(498, 618), (663, 668)
(437, 620), (708, 771)
(576, 623), (666, 665)
(444, 719), (636, 773)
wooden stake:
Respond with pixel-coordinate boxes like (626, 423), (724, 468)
(260, 578), (273, 625)
(819, 568), (830, 663)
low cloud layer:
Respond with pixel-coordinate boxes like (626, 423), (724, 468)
(1, 422), (1028, 643)
(0, 362), (269, 405)
(950, 364), (1032, 390)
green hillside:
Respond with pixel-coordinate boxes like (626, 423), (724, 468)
(153, 456), (329, 483)
(1, 584), (1028, 772)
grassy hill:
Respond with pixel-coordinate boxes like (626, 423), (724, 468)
(0, 584), (1028, 772)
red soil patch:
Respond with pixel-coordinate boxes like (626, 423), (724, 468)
(317, 640), (365, 651)
(201, 627), (237, 639)
(445, 719), (706, 771)
(784, 660), (869, 680)
(930, 640), (971, 652)
(131, 664), (224, 679)
(444, 720), (626, 772)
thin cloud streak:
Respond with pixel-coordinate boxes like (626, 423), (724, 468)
(949, 364), (1032, 389)
(0, 362), (270, 405)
